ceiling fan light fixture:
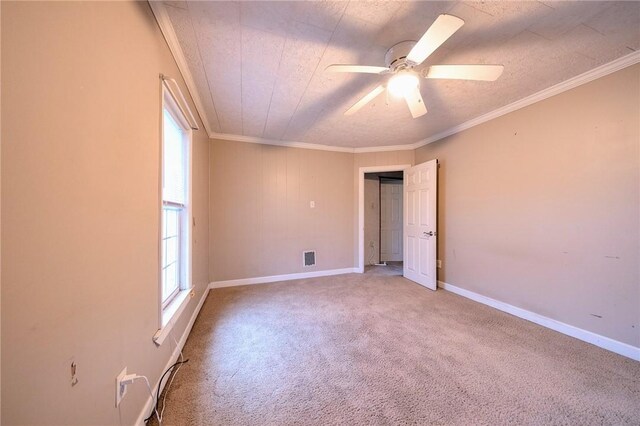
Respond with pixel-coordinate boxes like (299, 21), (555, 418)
(388, 72), (419, 98)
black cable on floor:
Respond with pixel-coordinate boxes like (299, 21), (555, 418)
(144, 359), (190, 424)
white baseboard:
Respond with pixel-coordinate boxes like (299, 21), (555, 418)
(438, 281), (640, 362)
(209, 267), (359, 289)
(135, 285), (210, 426)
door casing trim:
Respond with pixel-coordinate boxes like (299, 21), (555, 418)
(358, 164), (412, 273)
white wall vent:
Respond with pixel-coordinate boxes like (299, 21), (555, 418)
(303, 250), (316, 267)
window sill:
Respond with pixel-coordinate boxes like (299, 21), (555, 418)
(153, 289), (193, 346)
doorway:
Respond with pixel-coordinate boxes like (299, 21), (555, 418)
(358, 161), (438, 290)
(364, 172), (404, 274)
(358, 164), (411, 273)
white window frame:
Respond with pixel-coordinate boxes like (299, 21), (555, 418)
(161, 203), (183, 309)
(154, 83), (193, 346)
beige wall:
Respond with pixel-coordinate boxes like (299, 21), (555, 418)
(1, 2), (209, 424)
(209, 140), (354, 281)
(208, 142), (415, 281)
(364, 177), (380, 265)
(415, 64), (640, 347)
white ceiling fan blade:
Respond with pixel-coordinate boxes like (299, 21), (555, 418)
(326, 65), (389, 74)
(425, 65), (504, 81)
(345, 85), (386, 116)
(404, 86), (427, 118)
(406, 15), (464, 66)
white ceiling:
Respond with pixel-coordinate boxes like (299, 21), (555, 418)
(161, 1), (640, 149)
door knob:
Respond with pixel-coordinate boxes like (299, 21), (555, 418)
(423, 231), (436, 237)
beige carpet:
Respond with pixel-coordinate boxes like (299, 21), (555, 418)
(152, 271), (640, 425)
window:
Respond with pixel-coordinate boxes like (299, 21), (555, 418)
(160, 86), (192, 322)
(153, 77), (198, 346)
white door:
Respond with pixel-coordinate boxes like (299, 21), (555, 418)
(403, 160), (438, 290)
(380, 181), (403, 262)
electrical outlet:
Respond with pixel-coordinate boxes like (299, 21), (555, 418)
(437, 259), (442, 268)
(116, 367), (128, 407)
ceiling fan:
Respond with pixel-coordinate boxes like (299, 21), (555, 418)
(326, 14), (504, 118)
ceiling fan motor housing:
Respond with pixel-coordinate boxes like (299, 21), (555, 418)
(385, 41), (417, 71)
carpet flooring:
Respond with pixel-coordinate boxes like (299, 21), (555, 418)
(151, 270), (639, 425)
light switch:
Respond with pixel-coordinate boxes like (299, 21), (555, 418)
(310, 201), (315, 208)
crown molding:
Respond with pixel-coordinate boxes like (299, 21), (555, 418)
(209, 132), (355, 153)
(149, 0), (215, 137)
(149, 3), (639, 154)
(411, 50), (640, 150)
(352, 143), (416, 153)
(209, 132), (421, 153)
